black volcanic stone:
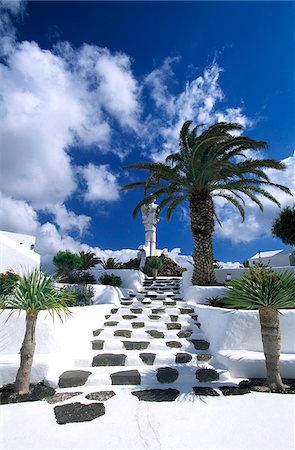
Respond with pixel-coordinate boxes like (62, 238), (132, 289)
(166, 323), (181, 330)
(131, 389), (179, 402)
(191, 314), (198, 321)
(197, 354), (212, 362)
(93, 328), (103, 337)
(148, 315), (161, 320)
(111, 369), (141, 385)
(156, 367), (179, 383)
(92, 353), (126, 366)
(190, 339), (210, 350)
(219, 386), (251, 396)
(91, 340), (104, 350)
(121, 301), (132, 306)
(104, 321), (119, 327)
(179, 308), (194, 314)
(114, 330), (132, 338)
(196, 369), (219, 382)
(139, 353), (156, 365)
(131, 322), (145, 328)
(105, 314), (111, 319)
(177, 330), (192, 338)
(47, 392), (82, 404)
(163, 301), (176, 306)
(152, 308), (165, 314)
(166, 341), (182, 348)
(123, 341), (149, 350)
(122, 315), (138, 320)
(86, 391), (116, 401)
(58, 370), (91, 388)
(130, 308), (143, 314)
(110, 308), (118, 314)
(193, 387), (220, 397)
(54, 402), (105, 425)
(145, 330), (164, 339)
(170, 315), (179, 322)
(175, 353), (192, 363)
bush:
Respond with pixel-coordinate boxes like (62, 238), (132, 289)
(53, 250), (81, 277)
(0, 270), (20, 297)
(207, 296), (224, 307)
(99, 273), (121, 287)
(64, 271), (96, 285)
(63, 285), (95, 306)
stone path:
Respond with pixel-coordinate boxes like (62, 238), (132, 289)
(53, 277), (245, 424)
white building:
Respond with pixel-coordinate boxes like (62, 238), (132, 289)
(249, 249), (295, 267)
(0, 231), (40, 276)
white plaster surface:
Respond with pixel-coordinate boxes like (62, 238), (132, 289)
(0, 231), (40, 275)
(90, 269), (145, 291)
(184, 285), (229, 304)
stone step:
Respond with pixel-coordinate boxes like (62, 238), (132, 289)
(88, 338), (210, 353)
(99, 321), (201, 335)
(92, 328), (202, 344)
(107, 307), (196, 317)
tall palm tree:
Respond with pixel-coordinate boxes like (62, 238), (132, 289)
(219, 269), (295, 391)
(272, 204), (295, 246)
(0, 269), (74, 394)
(122, 121), (291, 285)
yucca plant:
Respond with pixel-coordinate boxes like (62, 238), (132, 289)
(0, 269), (75, 395)
(146, 256), (164, 279)
(219, 269), (295, 391)
(123, 121), (291, 285)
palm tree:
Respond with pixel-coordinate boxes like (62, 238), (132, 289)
(219, 269), (295, 391)
(100, 257), (122, 269)
(122, 121), (291, 285)
(272, 204), (295, 246)
(0, 269), (74, 395)
(78, 250), (101, 270)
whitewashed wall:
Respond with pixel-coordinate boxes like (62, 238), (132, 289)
(90, 269), (145, 291)
(0, 232), (40, 275)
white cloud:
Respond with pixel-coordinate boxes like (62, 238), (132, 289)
(51, 204), (91, 236)
(0, 193), (39, 235)
(79, 163), (121, 202)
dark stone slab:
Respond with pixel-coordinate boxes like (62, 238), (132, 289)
(123, 341), (149, 350)
(177, 330), (192, 338)
(111, 369), (141, 385)
(195, 322), (201, 329)
(54, 402), (105, 425)
(148, 315), (161, 320)
(163, 301), (176, 306)
(196, 369), (219, 382)
(104, 321), (119, 327)
(190, 339), (210, 350)
(191, 314), (198, 321)
(93, 328), (103, 337)
(114, 330), (132, 338)
(152, 308), (165, 314)
(219, 386), (251, 396)
(175, 352), (192, 363)
(146, 330), (164, 339)
(166, 341), (182, 348)
(170, 315), (179, 322)
(139, 353), (156, 365)
(121, 301), (132, 306)
(131, 389), (180, 402)
(122, 315), (138, 320)
(131, 322), (145, 328)
(166, 323), (181, 330)
(156, 367), (179, 383)
(180, 308), (194, 314)
(197, 354), (212, 362)
(105, 314), (111, 319)
(47, 392), (82, 404)
(193, 387), (220, 397)
(141, 300), (152, 305)
(92, 353), (126, 367)
(130, 308), (143, 314)
(0, 382), (56, 405)
(58, 370), (91, 388)
(110, 308), (118, 314)
(92, 340), (104, 350)
(86, 391), (116, 401)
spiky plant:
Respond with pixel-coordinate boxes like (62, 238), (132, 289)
(123, 121), (290, 285)
(78, 251), (101, 270)
(0, 269), (74, 395)
(100, 257), (122, 269)
(146, 256), (164, 279)
(219, 269), (295, 391)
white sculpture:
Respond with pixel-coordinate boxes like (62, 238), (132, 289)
(141, 202), (159, 257)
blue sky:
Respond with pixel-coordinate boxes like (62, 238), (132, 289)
(0, 1), (294, 269)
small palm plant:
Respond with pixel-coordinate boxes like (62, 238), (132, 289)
(78, 251), (101, 270)
(219, 268), (295, 391)
(0, 269), (75, 395)
(146, 257), (164, 279)
(100, 257), (122, 269)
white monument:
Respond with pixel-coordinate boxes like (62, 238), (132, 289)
(141, 202), (159, 257)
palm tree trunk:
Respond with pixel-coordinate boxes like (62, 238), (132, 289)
(14, 311), (38, 394)
(259, 307), (287, 391)
(189, 192), (216, 285)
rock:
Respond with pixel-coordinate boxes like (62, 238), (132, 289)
(114, 330), (132, 338)
(92, 340), (104, 350)
(86, 391), (116, 401)
(145, 330), (164, 339)
(195, 369), (219, 382)
(170, 315), (178, 322)
(120, 258), (140, 269)
(58, 371), (91, 388)
(104, 321), (119, 327)
(177, 330), (192, 338)
(148, 315), (161, 320)
(190, 339), (210, 350)
(143, 255), (186, 277)
(92, 354), (126, 366)
(139, 353), (156, 365)
(191, 314), (198, 321)
(54, 402), (105, 425)
(219, 386), (251, 396)
(197, 354), (212, 362)
(156, 367), (179, 383)
(111, 370), (141, 385)
(166, 341), (182, 348)
(131, 389), (179, 402)
(179, 308), (194, 314)
(110, 308), (118, 314)
(166, 323), (181, 330)
(122, 315), (138, 320)
(47, 392), (82, 404)
(93, 328), (103, 337)
(121, 301), (132, 306)
(193, 387), (219, 396)
(131, 322), (145, 328)
(163, 301), (176, 306)
(175, 353), (192, 363)
(122, 341), (149, 350)
(152, 308), (165, 314)
(130, 308), (143, 314)
(105, 314), (111, 319)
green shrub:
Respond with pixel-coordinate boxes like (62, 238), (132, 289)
(53, 250), (81, 277)
(64, 285), (95, 306)
(64, 271), (96, 285)
(99, 273), (122, 287)
(207, 296), (224, 307)
(100, 258), (123, 269)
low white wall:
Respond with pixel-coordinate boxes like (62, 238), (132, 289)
(0, 233), (40, 276)
(184, 285), (229, 304)
(90, 269), (145, 291)
(56, 283), (130, 307)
